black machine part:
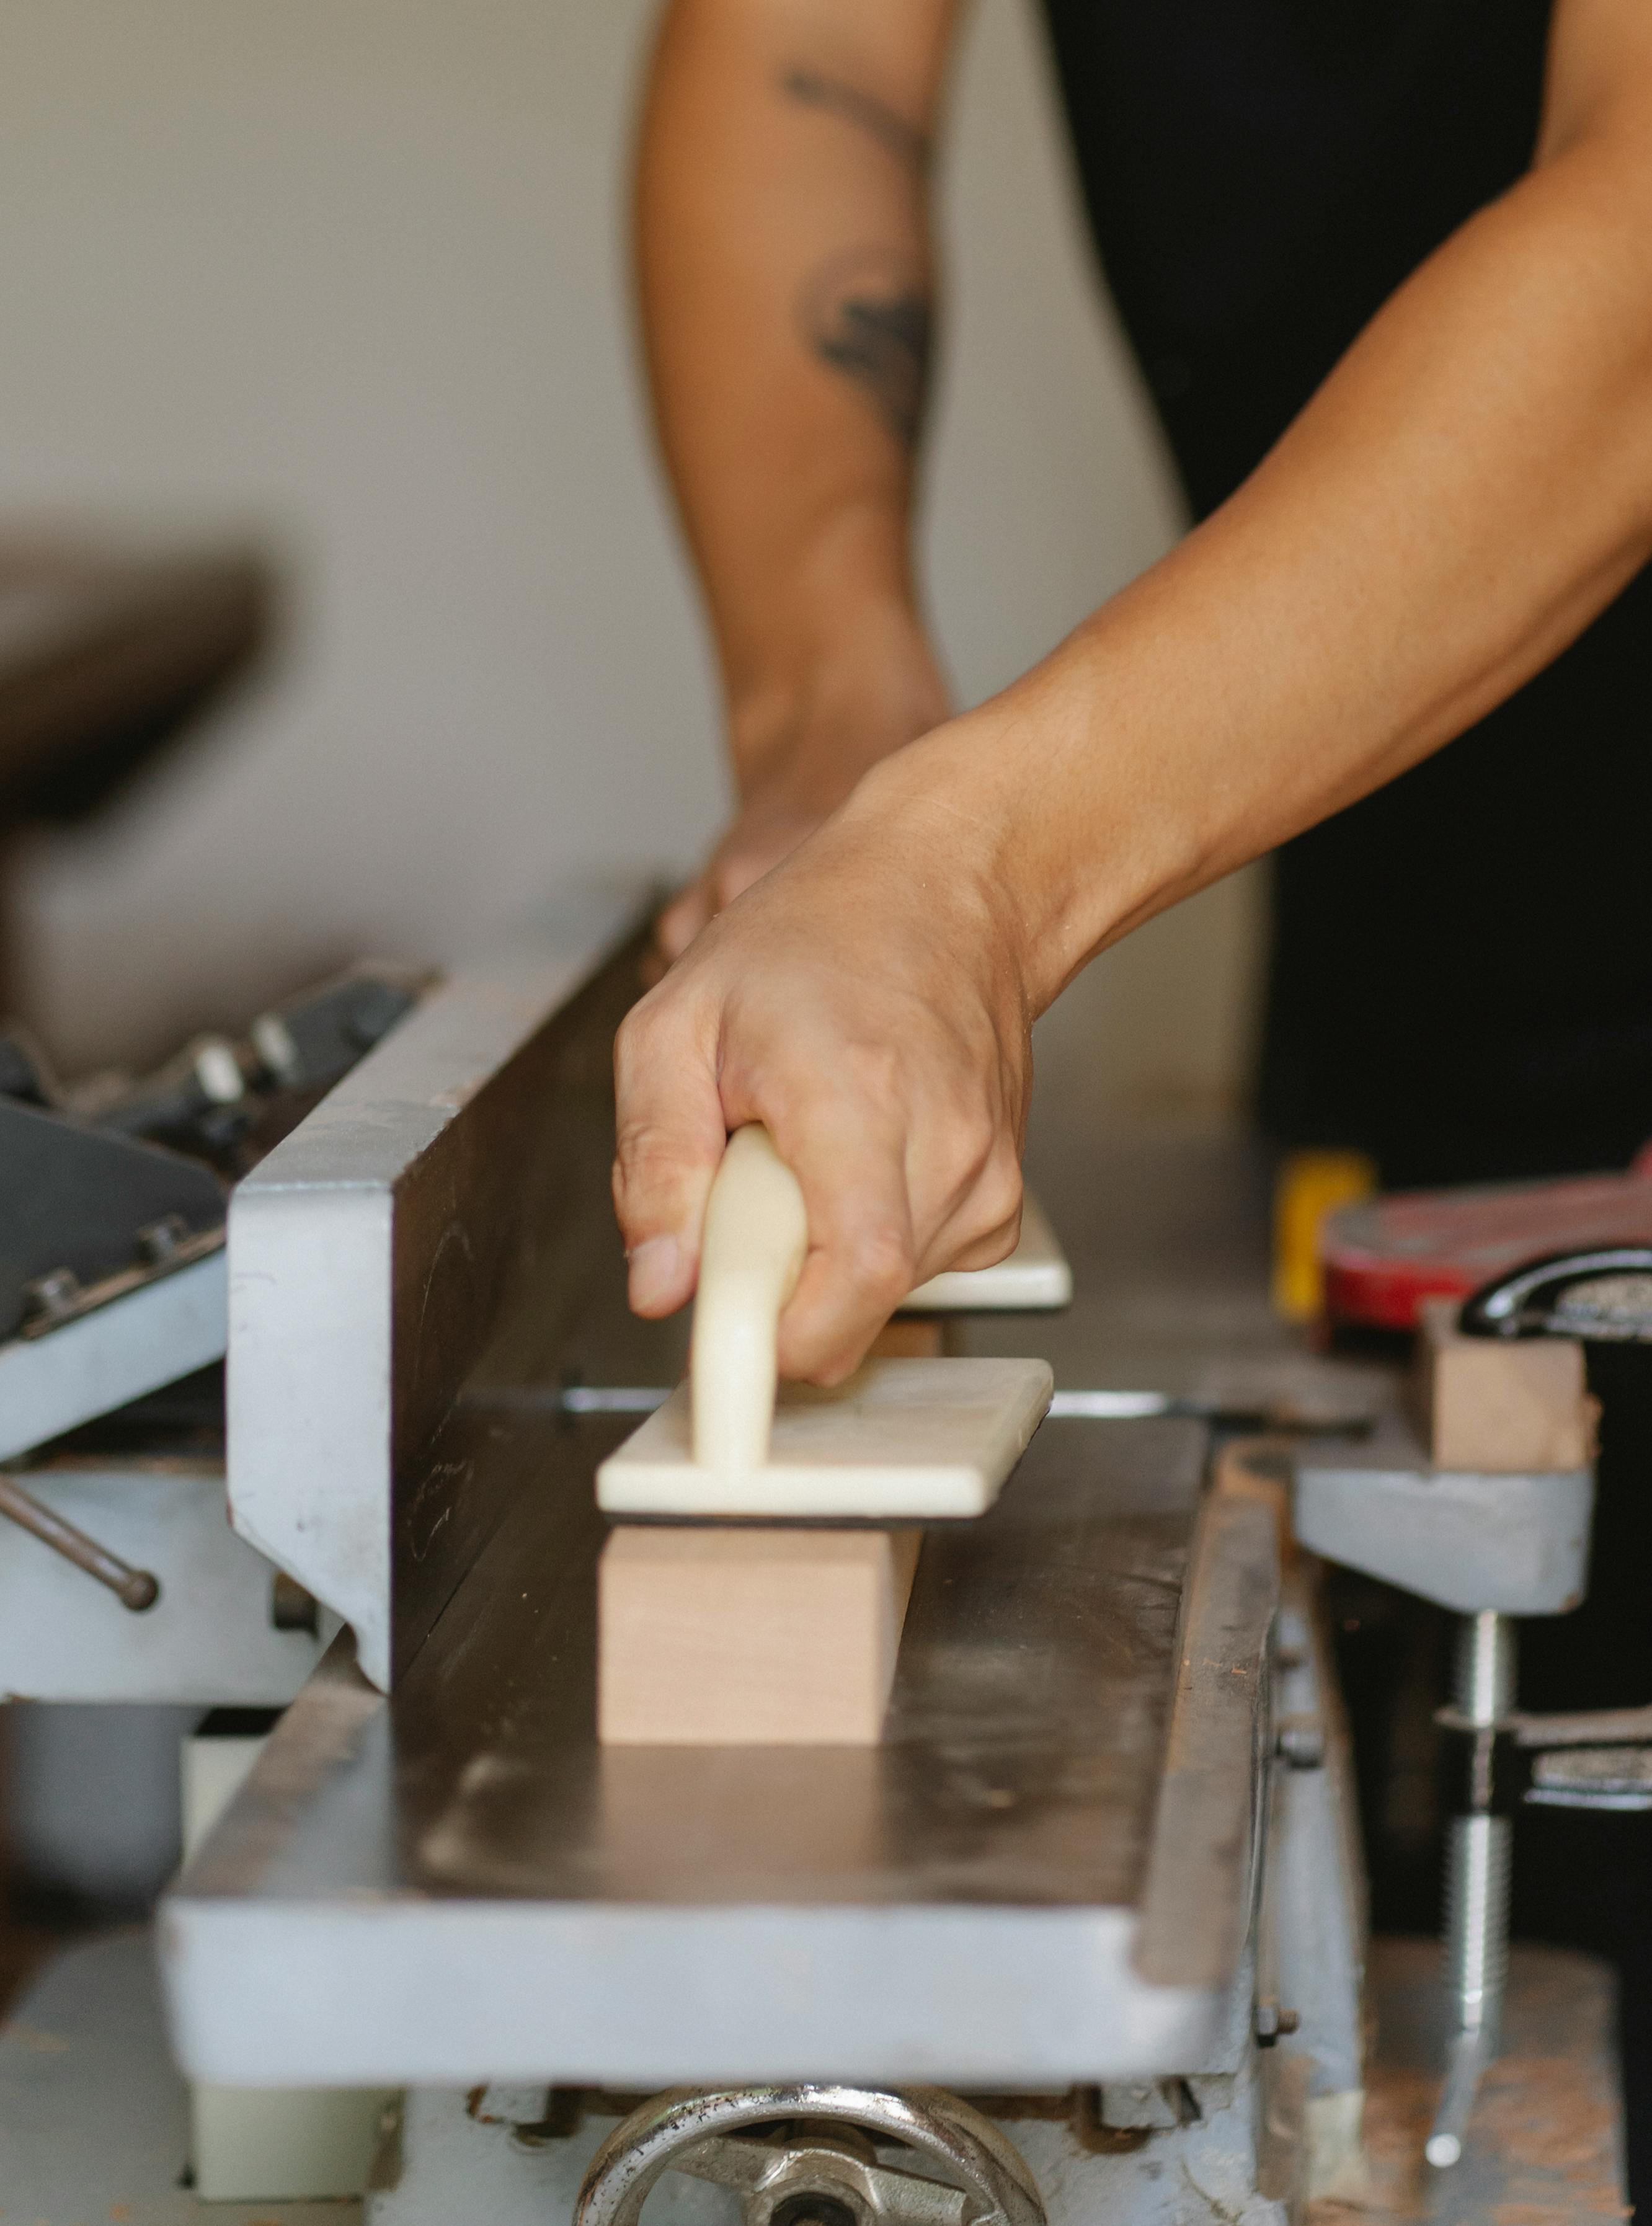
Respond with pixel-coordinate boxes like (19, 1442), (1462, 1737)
(69, 962), (429, 1165)
(0, 1099), (227, 1344)
(1459, 1246), (1652, 1344)
(0, 964), (433, 1341)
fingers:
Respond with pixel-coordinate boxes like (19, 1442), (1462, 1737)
(653, 812), (827, 969)
(653, 881), (711, 968)
(611, 989), (727, 1318)
(771, 1097), (918, 1383)
(770, 1096), (1024, 1384)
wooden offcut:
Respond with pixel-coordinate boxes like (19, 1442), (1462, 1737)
(597, 1523), (921, 1745)
(1415, 1296), (1594, 1472)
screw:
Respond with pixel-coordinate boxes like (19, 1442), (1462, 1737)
(136, 1213), (190, 1265)
(1274, 1718), (1326, 1770)
(22, 1267), (82, 1325)
(193, 1037), (246, 1104)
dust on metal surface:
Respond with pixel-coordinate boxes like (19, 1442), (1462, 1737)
(1308, 1938), (1627, 2223)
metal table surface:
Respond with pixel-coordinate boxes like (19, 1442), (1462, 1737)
(162, 970), (1354, 2093)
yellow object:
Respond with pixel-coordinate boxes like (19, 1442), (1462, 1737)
(1272, 1149), (1379, 1322)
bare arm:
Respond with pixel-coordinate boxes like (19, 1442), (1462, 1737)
(617, 0), (1652, 1378)
(636, 0), (959, 956)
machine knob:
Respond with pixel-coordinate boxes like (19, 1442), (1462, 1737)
(575, 2085), (1046, 2226)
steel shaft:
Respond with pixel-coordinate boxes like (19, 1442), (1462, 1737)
(1427, 1610), (1515, 2168)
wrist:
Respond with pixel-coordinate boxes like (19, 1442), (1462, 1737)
(841, 655), (1197, 1014)
(726, 600), (948, 799)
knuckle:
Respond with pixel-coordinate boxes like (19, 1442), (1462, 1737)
(974, 1156), (1024, 1236)
(611, 1123), (711, 1222)
(846, 1222), (917, 1304)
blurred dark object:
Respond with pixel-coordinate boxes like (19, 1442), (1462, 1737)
(0, 536), (270, 1015)
(0, 539), (268, 829)
(53, 960), (430, 1172)
(0, 964), (428, 1339)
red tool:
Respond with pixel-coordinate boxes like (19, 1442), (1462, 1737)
(1321, 1144), (1652, 1332)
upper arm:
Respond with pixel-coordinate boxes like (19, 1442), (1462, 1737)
(1537, 0), (1652, 163)
(651, 0), (966, 138)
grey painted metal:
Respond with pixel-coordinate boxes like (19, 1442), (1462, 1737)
(1263, 1566), (1370, 2203)
(1293, 1422), (1592, 1615)
(227, 886), (651, 1691)
(1266, 1574), (1367, 2104)
(369, 2072), (1300, 2226)
(0, 1460), (329, 1703)
(0, 1930), (351, 2225)
(0, 1244), (226, 1462)
(1134, 1481), (1279, 1990)
(574, 2088), (1044, 2226)
(163, 1416), (1259, 2089)
(168, 1120), (1328, 2116)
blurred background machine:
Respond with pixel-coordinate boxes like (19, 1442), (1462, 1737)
(0, 889), (1637, 2226)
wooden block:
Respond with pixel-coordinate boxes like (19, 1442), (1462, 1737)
(1415, 1296), (1594, 1471)
(597, 1524), (921, 1745)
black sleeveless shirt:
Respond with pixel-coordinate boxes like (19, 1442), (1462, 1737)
(1039, 0), (1652, 1184)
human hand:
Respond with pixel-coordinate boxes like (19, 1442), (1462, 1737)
(615, 748), (1032, 1383)
(652, 623), (950, 968)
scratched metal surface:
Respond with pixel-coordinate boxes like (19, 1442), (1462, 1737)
(185, 1097), (1272, 1916)
(162, 1108), (1332, 2085)
(162, 1413), (1225, 2089)
(406, 1411), (1199, 1909)
(174, 1414), (1198, 1913)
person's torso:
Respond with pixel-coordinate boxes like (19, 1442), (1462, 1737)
(1039, 0), (1652, 1184)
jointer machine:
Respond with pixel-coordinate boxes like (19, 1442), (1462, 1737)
(1, 888), (1644, 2221)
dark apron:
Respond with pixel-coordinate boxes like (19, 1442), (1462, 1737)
(1039, 0), (1652, 1188)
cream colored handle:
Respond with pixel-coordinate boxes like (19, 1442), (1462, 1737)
(691, 1124), (808, 1474)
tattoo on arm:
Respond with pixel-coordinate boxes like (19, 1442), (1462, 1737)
(779, 66), (930, 172)
(798, 246), (933, 453)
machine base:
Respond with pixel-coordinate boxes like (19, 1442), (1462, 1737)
(0, 1933), (1625, 2225)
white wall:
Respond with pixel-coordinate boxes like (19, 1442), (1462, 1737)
(0, 0), (1261, 1111)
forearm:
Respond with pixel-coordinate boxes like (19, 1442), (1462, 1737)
(876, 28), (1652, 1006)
(636, 0), (956, 784)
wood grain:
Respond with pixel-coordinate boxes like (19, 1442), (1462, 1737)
(1415, 1296), (1594, 1472)
(597, 1523), (921, 1745)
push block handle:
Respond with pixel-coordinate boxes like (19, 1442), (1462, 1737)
(691, 1125), (808, 1475)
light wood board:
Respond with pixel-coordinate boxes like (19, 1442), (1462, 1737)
(597, 1354), (1053, 1519)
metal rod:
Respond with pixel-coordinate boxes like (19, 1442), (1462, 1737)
(0, 1472), (161, 1612)
(1427, 1610), (1515, 2169)
(528, 1386), (1370, 1433)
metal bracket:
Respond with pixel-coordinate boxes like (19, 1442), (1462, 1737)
(1436, 1701), (1652, 1815)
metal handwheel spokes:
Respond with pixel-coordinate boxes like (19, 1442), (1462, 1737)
(574, 2086), (1046, 2226)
